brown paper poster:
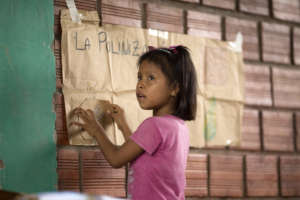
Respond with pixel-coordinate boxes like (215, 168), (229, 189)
(60, 9), (244, 148)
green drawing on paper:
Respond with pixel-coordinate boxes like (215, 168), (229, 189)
(204, 98), (217, 141)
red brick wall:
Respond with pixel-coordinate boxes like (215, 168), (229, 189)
(53, 0), (300, 199)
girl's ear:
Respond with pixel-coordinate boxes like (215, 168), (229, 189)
(170, 83), (180, 97)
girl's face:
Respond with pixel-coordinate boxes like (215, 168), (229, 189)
(136, 60), (178, 116)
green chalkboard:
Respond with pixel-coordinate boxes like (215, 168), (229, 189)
(0, 0), (57, 193)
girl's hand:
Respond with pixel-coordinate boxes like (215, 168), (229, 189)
(107, 104), (127, 131)
(69, 107), (103, 137)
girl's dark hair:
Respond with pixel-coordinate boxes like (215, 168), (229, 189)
(137, 46), (197, 121)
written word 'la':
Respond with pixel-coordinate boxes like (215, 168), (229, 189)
(73, 32), (91, 50)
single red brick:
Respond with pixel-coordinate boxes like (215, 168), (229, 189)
(53, 92), (64, 105)
(57, 148), (79, 161)
(273, 0), (300, 22)
(246, 155), (278, 196)
(81, 149), (126, 197)
(179, 0), (199, 2)
(240, 109), (260, 151)
(55, 65), (62, 88)
(54, 0), (97, 10)
(296, 112), (300, 151)
(54, 99), (65, 111)
(102, 0), (141, 27)
(55, 57), (62, 70)
(262, 22), (290, 64)
(57, 168), (79, 180)
(55, 101), (67, 133)
(55, 105), (64, 115)
(54, 39), (61, 56)
(83, 168), (125, 180)
(54, 41), (61, 75)
(186, 153), (207, 170)
(273, 67), (300, 108)
(263, 111), (294, 152)
(239, 0), (269, 16)
(55, 119), (66, 131)
(187, 11), (221, 40)
(185, 154), (208, 197)
(84, 187), (125, 198)
(226, 17), (259, 60)
(56, 131), (69, 145)
(147, 3), (184, 33)
(55, 112), (67, 131)
(57, 178), (80, 191)
(244, 64), (272, 106)
(57, 148), (80, 191)
(56, 67), (63, 80)
(185, 180), (207, 197)
(56, 78), (63, 89)
(54, 7), (62, 36)
(203, 0), (235, 10)
(76, 0), (97, 10)
(81, 148), (105, 160)
(294, 27), (300, 65)
(280, 156), (300, 196)
(210, 154), (243, 197)
(54, 5), (60, 16)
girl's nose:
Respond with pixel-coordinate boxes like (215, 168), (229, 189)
(137, 80), (144, 89)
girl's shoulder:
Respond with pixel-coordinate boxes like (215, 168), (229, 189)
(142, 115), (185, 127)
(144, 114), (178, 121)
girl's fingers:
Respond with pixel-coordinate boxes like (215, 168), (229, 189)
(86, 109), (94, 118)
(73, 107), (83, 113)
(69, 121), (84, 128)
(73, 107), (84, 116)
(111, 104), (118, 108)
(114, 104), (124, 113)
(107, 105), (115, 115)
(111, 105), (121, 114)
(113, 107), (118, 113)
(74, 107), (90, 121)
(113, 104), (122, 110)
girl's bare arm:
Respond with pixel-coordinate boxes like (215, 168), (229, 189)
(70, 107), (143, 168)
(108, 104), (132, 141)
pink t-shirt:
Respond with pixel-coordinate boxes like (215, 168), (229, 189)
(128, 115), (190, 200)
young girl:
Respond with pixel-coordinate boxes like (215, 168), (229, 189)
(71, 45), (197, 200)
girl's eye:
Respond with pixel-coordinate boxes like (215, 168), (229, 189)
(148, 75), (155, 80)
(137, 75), (142, 81)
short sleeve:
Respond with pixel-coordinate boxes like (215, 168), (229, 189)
(130, 118), (162, 155)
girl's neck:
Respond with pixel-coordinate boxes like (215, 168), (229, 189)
(153, 107), (174, 117)
(153, 97), (176, 117)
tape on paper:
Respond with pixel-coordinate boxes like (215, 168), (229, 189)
(228, 32), (243, 52)
(66, 0), (82, 23)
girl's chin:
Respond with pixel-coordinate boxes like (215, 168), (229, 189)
(138, 104), (152, 110)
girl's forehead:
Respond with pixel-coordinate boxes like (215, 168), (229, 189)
(138, 60), (162, 73)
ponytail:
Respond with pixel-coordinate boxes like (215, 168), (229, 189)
(171, 46), (197, 120)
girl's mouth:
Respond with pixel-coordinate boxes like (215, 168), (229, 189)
(137, 93), (146, 99)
